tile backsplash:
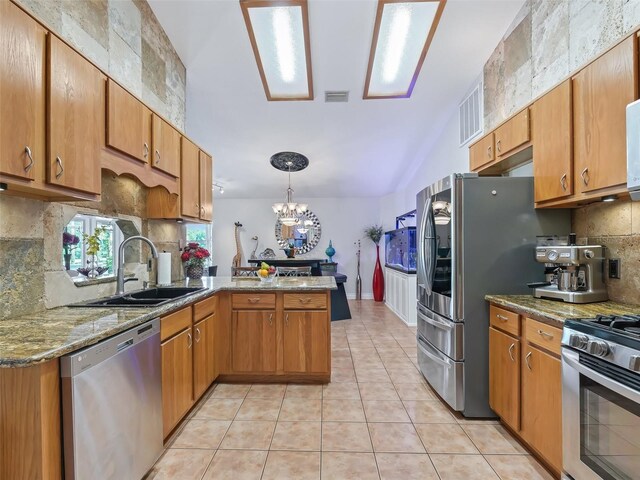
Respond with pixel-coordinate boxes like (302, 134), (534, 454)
(572, 199), (640, 304)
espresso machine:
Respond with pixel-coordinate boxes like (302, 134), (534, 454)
(532, 245), (608, 303)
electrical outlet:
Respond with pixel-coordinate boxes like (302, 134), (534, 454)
(608, 258), (621, 279)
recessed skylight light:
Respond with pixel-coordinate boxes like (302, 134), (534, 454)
(364, 0), (446, 99)
(240, 0), (313, 101)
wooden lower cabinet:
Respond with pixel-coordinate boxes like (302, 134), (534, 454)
(161, 327), (193, 438)
(193, 316), (210, 400)
(488, 327), (520, 431)
(521, 345), (562, 473)
(283, 310), (330, 373)
(231, 310), (277, 373)
(488, 304), (562, 477)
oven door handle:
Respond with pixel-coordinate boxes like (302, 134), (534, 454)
(562, 349), (640, 404)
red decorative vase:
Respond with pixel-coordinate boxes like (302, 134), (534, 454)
(372, 245), (384, 302)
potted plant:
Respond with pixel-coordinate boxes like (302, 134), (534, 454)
(79, 226), (108, 278)
(62, 230), (80, 271)
(181, 242), (211, 279)
(364, 225), (384, 302)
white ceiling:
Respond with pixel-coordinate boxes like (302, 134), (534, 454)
(148, 0), (525, 199)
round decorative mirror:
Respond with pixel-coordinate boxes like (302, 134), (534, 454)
(274, 210), (322, 255)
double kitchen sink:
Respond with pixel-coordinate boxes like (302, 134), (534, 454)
(70, 287), (207, 308)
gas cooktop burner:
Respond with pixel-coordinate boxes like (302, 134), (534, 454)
(581, 314), (640, 339)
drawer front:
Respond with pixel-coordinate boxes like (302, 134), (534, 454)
(232, 293), (276, 309)
(283, 293), (327, 310)
(494, 108), (530, 156)
(525, 318), (562, 356)
(489, 305), (520, 336)
(194, 294), (217, 321)
(161, 306), (192, 341)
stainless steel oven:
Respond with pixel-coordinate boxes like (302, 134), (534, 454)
(562, 319), (640, 480)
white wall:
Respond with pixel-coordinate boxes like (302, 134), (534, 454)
(212, 196), (381, 298)
(379, 110), (470, 227)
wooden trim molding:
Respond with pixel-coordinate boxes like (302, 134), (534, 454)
(363, 0), (446, 99)
(240, 0), (314, 101)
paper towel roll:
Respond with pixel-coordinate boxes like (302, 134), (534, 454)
(157, 252), (172, 285)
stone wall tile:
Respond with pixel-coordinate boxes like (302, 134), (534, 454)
(142, 83), (168, 118)
(484, 41), (506, 130)
(109, 29), (142, 97)
(142, 37), (167, 101)
(585, 200), (633, 237)
(62, 11), (109, 72)
(531, 0), (569, 97)
(61, 0), (109, 50)
(504, 59), (532, 117)
(568, 0), (624, 71)
(14, 0), (63, 32)
(109, 0), (142, 56)
(589, 235), (640, 304)
(0, 239), (45, 319)
(622, 0), (640, 34)
(43, 203), (65, 272)
(632, 200), (640, 234)
(0, 196), (44, 239)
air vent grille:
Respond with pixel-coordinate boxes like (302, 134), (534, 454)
(325, 91), (349, 103)
(459, 82), (483, 146)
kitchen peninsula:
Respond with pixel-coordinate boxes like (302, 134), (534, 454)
(0, 277), (336, 479)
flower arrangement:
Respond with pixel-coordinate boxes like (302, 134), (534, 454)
(62, 231), (80, 255)
(181, 242), (211, 279)
(364, 225), (384, 245)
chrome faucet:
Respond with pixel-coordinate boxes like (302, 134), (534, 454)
(116, 236), (159, 295)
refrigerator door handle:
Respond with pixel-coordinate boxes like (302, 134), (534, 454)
(418, 197), (432, 294)
(427, 203), (437, 292)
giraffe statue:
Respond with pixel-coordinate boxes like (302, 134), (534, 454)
(231, 221), (243, 274)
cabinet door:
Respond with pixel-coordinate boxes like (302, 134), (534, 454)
(469, 133), (495, 171)
(106, 79), (150, 163)
(283, 310), (329, 373)
(193, 317), (209, 400)
(180, 137), (200, 219)
(151, 115), (181, 177)
(573, 36), (637, 193)
(494, 108), (530, 157)
(231, 310), (276, 373)
(0, 2), (45, 181)
(161, 328), (193, 438)
(521, 345), (562, 473)
(199, 151), (213, 221)
(488, 327), (520, 431)
(48, 35), (104, 194)
(532, 80), (573, 203)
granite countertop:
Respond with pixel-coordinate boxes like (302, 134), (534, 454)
(486, 295), (640, 328)
(0, 276), (336, 368)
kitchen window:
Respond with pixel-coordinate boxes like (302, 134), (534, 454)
(186, 223), (212, 253)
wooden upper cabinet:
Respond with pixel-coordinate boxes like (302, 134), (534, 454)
(47, 35), (104, 194)
(521, 345), (562, 472)
(199, 151), (213, 222)
(494, 108), (530, 157)
(489, 327), (520, 431)
(283, 311), (329, 374)
(0, 2), (46, 182)
(106, 79), (151, 163)
(470, 133), (495, 171)
(231, 310), (276, 373)
(573, 36), (637, 193)
(180, 137), (200, 219)
(532, 80), (573, 203)
(151, 114), (181, 177)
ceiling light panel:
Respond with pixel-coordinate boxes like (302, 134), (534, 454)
(364, 0), (446, 99)
(241, 0), (313, 100)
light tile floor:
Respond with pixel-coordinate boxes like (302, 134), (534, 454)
(146, 300), (554, 480)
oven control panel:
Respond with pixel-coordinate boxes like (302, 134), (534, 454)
(563, 327), (640, 373)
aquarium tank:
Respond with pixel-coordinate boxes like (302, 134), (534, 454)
(384, 227), (416, 273)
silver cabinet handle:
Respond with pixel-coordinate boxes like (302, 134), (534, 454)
(580, 167), (589, 185)
(508, 343), (516, 362)
(155, 150), (160, 165)
(496, 139), (502, 153)
(560, 173), (567, 191)
(248, 297), (261, 304)
(195, 327), (201, 342)
(187, 332), (192, 349)
(55, 156), (64, 179)
(496, 314), (509, 321)
(537, 329), (554, 340)
(487, 146), (492, 158)
(201, 206), (205, 217)
(525, 352), (532, 370)
(285, 313), (289, 326)
(143, 142), (149, 158)
(268, 313), (273, 326)
(24, 146), (34, 172)
(298, 297), (311, 304)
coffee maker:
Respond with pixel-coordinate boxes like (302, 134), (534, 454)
(533, 245), (608, 303)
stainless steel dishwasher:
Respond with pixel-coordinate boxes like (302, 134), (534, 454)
(61, 318), (162, 480)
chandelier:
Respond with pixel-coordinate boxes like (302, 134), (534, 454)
(270, 152), (312, 229)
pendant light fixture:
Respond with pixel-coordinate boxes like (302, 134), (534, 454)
(271, 152), (310, 227)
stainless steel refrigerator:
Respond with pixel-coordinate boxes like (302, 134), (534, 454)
(416, 173), (569, 417)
